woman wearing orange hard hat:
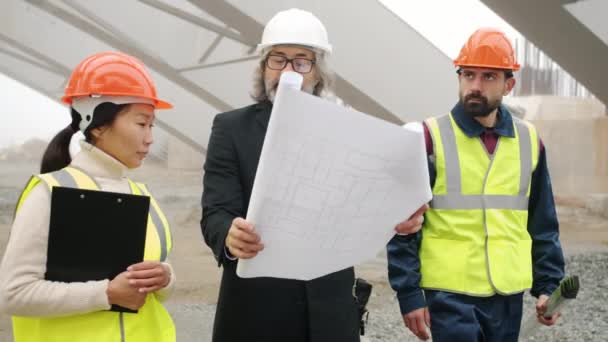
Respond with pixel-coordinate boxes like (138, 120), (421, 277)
(0, 51), (176, 341)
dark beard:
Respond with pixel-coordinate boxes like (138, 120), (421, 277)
(461, 93), (500, 118)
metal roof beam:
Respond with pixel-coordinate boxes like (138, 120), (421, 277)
(481, 0), (608, 106)
(0, 46), (65, 76)
(199, 33), (225, 64)
(178, 55), (258, 72)
(187, 0), (261, 45)
(137, 0), (250, 45)
(25, 0), (239, 153)
(60, 0), (165, 63)
(0, 32), (71, 75)
(0, 65), (63, 104)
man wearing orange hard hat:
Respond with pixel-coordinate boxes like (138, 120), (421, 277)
(387, 28), (565, 341)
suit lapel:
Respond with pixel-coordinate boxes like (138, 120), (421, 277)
(255, 100), (272, 131)
(242, 101), (272, 196)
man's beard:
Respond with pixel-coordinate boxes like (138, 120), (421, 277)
(265, 77), (315, 102)
(461, 92), (501, 118)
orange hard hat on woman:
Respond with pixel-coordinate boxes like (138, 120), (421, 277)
(62, 51), (172, 132)
(61, 51), (172, 109)
(454, 28), (520, 71)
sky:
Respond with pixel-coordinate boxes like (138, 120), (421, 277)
(379, 0), (519, 59)
(0, 74), (68, 147)
(0, 0), (519, 148)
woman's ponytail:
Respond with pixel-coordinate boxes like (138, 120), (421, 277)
(39, 109), (80, 173)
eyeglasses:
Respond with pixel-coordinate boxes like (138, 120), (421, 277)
(265, 55), (316, 74)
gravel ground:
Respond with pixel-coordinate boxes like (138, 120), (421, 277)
(109, 252), (608, 342)
(165, 303), (216, 342)
(115, 252), (608, 342)
(4, 250), (607, 342)
(363, 252), (608, 342)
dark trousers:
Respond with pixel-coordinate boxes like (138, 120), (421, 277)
(425, 290), (523, 342)
(212, 263), (360, 342)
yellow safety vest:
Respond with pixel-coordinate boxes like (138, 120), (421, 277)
(420, 113), (539, 296)
(11, 166), (175, 342)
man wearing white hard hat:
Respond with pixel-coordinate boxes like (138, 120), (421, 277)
(200, 8), (423, 342)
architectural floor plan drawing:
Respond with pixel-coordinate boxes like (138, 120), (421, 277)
(238, 83), (432, 280)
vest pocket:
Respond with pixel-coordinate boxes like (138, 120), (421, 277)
(487, 239), (533, 293)
(421, 238), (471, 291)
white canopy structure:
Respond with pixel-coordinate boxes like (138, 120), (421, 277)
(0, 0), (458, 154)
(1, 0), (605, 154)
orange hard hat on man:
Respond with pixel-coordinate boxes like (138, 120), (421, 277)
(454, 28), (520, 71)
(61, 51), (172, 109)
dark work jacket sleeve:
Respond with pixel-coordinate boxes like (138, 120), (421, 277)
(527, 143), (565, 297)
(387, 233), (425, 315)
(201, 114), (243, 266)
(386, 156), (436, 315)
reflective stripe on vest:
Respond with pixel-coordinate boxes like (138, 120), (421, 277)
(129, 181), (172, 262)
(420, 113), (539, 296)
(430, 114), (534, 209)
(12, 166), (174, 342)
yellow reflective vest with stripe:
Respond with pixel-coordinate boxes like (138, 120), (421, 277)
(11, 166), (175, 342)
(420, 113), (539, 296)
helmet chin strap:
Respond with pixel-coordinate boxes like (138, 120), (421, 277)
(71, 95), (155, 133)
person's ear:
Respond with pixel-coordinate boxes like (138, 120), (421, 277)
(504, 77), (516, 96)
(90, 126), (106, 141)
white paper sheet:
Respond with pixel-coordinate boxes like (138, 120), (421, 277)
(237, 76), (432, 280)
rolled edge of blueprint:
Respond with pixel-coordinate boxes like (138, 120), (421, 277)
(278, 71), (303, 91)
(520, 275), (580, 339)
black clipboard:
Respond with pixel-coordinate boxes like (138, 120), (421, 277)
(45, 186), (149, 313)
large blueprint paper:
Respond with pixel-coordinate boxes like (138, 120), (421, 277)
(237, 85), (432, 280)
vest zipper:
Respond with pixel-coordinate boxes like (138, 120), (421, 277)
(119, 312), (126, 342)
(481, 137), (500, 294)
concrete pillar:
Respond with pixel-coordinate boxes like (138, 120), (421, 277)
(532, 117), (608, 195)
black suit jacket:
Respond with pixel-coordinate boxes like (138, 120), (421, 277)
(201, 101), (360, 342)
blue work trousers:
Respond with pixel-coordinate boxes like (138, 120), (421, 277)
(425, 290), (523, 342)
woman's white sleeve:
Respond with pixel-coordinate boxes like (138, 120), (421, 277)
(0, 184), (111, 317)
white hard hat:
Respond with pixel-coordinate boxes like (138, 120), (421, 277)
(257, 8), (332, 55)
